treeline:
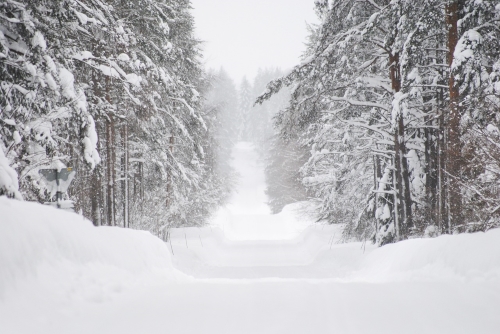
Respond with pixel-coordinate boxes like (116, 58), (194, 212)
(235, 68), (310, 213)
(0, 0), (231, 236)
(258, 0), (500, 244)
(205, 67), (307, 214)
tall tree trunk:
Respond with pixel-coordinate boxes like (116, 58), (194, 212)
(90, 43), (103, 226)
(106, 115), (116, 226)
(425, 124), (439, 227)
(390, 51), (413, 239)
(111, 118), (117, 226)
(446, 0), (463, 231)
(392, 158), (400, 241)
(105, 75), (116, 226)
(90, 117), (103, 226)
(438, 92), (449, 233)
(399, 114), (413, 234)
(166, 135), (174, 207)
(373, 154), (381, 219)
(122, 123), (129, 228)
(424, 45), (439, 228)
(140, 161), (144, 200)
(91, 167), (101, 226)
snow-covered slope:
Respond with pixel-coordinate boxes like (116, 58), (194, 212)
(170, 220), (500, 282)
(0, 197), (178, 300)
(1, 196), (499, 334)
(353, 229), (500, 282)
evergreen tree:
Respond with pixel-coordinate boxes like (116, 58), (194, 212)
(238, 77), (252, 141)
(265, 134), (309, 214)
(1, 0), (233, 237)
(257, 0), (500, 244)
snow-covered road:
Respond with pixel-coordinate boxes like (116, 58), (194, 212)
(2, 142), (500, 334)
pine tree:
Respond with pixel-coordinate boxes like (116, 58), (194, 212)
(1, 0), (233, 236)
(256, 0), (500, 244)
(238, 77), (252, 141)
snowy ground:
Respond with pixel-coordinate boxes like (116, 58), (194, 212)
(1, 142), (500, 333)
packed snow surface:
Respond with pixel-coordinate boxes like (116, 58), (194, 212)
(210, 142), (313, 240)
(1, 142), (500, 334)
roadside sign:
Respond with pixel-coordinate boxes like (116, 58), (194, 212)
(38, 167), (76, 209)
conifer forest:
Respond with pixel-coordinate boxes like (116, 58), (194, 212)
(259, 0), (500, 244)
(1, 0), (230, 234)
(2, 0), (500, 244)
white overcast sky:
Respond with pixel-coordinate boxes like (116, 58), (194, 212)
(190, 0), (318, 84)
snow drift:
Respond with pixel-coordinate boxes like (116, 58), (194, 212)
(0, 197), (177, 298)
(170, 220), (500, 282)
(352, 229), (500, 282)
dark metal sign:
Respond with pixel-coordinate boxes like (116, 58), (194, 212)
(38, 167), (76, 209)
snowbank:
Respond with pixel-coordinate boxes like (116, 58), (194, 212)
(0, 147), (22, 199)
(0, 197), (177, 298)
(353, 229), (500, 282)
(170, 218), (500, 283)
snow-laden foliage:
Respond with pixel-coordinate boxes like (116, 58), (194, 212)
(250, 68), (290, 152)
(238, 77), (253, 141)
(257, 0), (500, 245)
(0, 0), (230, 235)
(265, 134), (309, 214)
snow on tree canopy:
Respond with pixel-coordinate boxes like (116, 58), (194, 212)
(72, 51), (95, 61)
(126, 73), (142, 87)
(0, 147), (22, 200)
(31, 31), (46, 50)
(117, 53), (130, 62)
(59, 68), (77, 100)
(452, 29), (482, 69)
(98, 65), (121, 78)
(0, 0), (252, 234)
(45, 73), (59, 92)
(83, 115), (101, 170)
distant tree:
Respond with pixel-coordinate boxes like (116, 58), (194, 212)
(250, 68), (290, 152)
(265, 134), (309, 213)
(238, 77), (253, 141)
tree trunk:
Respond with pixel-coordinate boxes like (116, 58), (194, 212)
(424, 124), (439, 227)
(438, 95), (449, 233)
(105, 74), (116, 226)
(91, 167), (101, 226)
(399, 114), (413, 234)
(89, 119), (101, 226)
(392, 158), (400, 241)
(166, 135), (174, 207)
(139, 161), (144, 200)
(106, 115), (116, 226)
(390, 51), (413, 239)
(373, 154), (380, 218)
(445, 0), (463, 231)
(122, 123), (129, 228)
